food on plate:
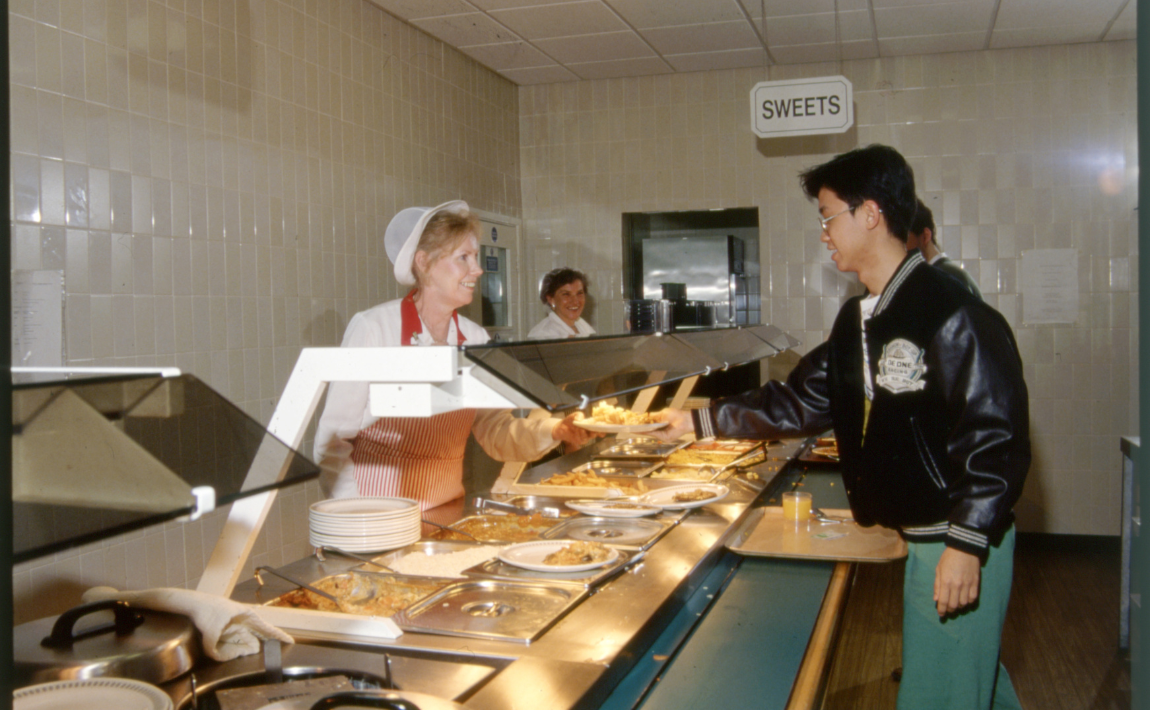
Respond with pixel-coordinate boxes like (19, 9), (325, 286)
(542, 470), (649, 495)
(649, 466), (718, 481)
(430, 514), (558, 542)
(269, 572), (446, 616)
(601, 502), (651, 510)
(672, 488), (715, 503)
(543, 541), (612, 566)
(577, 402), (654, 426)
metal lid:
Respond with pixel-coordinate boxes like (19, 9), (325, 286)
(14, 600), (200, 686)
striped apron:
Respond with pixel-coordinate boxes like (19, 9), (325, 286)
(350, 290), (476, 511)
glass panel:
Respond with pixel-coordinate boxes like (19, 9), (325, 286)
(668, 328), (784, 368)
(464, 333), (727, 413)
(12, 373), (318, 562)
(744, 324), (802, 353)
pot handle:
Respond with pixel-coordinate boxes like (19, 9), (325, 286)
(41, 599), (146, 649)
(308, 692), (420, 710)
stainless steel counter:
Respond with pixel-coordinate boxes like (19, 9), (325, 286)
(181, 440), (815, 710)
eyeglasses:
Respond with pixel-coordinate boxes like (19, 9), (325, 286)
(817, 206), (854, 231)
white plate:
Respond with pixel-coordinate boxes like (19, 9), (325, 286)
(640, 483), (730, 510)
(565, 499), (662, 518)
(309, 497), (419, 519)
(498, 540), (621, 572)
(573, 420), (668, 433)
(15, 678), (173, 710)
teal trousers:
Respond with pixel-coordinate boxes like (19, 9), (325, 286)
(897, 526), (1024, 710)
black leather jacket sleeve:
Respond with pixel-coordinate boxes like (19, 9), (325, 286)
(704, 342), (835, 441)
(930, 305), (1031, 539)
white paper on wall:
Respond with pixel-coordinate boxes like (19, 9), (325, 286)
(12, 269), (64, 368)
(1021, 249), (1078, 325)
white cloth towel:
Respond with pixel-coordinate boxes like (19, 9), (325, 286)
(82, 586), (295, 662)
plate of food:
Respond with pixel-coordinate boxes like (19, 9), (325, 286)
(811, 445), (840, 460)
(639, 483), (729, 510)
(564, 499), (663, 518)
(498, 540), (620, 573)
(572, 402), (667, 433)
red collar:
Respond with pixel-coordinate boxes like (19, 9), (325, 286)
(400, 289), (465, 346)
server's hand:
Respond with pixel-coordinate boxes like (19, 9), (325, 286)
(934, 547), (981, 617)
(551, 413), (601, 448)
(649, 408), (695, 441)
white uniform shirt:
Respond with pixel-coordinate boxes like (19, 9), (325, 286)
(527, 311), (596, 340)
(314, 298), (561, 499)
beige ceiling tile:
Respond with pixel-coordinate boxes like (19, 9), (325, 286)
(878, 32), (985, 56)
(664, 47), (767, 72)
(752, 0), (835, 19)
(871, 0), (983, 8)
(641, 21), (760, 55)
(567, 55), (674, 79)
(1106, 1), (1136, 40)
(533, 30), (655, 64)
(770, 42), (849, 64)
(411, 12), (523, 47)
(460, 41), (555, 69)
(874, 3), (994, 37)
(490, 1), (628, 40)
(368, 0), (476, 21)
(991, 26), (1108, 49)
(607, 0), (747, 29)
(840, 38), (880, 60)
(500, 64), (582, 84)
(996, 0), (1126, 28)
(762, 13), (837, 45)
(470, 0), (577, 9)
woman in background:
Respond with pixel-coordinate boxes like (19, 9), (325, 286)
(314, 201), (594, 510)
(528, 267), (596, 340)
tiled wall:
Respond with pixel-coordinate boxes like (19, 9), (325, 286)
(518, 42), (1138, 537)
(9, 0), (522, 623)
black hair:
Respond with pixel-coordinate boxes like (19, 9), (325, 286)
(799, 144), (918, 243)
(539, 267), (588, 305)
(910, 196), (938, 246)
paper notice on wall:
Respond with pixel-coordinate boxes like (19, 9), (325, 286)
(12, 269), (64, 369)
(1021, 249), (1078, 325)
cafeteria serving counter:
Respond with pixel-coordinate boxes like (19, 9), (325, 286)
(205, 443), (853, 710)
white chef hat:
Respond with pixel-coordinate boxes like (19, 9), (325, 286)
(384, 200), (470, 286)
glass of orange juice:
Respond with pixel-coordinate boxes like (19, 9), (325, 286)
(782, 491), (812, 521)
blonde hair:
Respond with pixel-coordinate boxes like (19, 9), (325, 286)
(412, 210), (481, 286)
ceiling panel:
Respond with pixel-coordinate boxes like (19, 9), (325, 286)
(411, 13), (521, 47)
(532, 31), (655, 63)
(641, 21), (761, 55)
(366, 0), (1134, 85)
(490, 1), (629, 40)
(606, 0), (749, 29)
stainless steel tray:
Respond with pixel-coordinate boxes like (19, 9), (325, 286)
(541, 516), (672, 550)
(571, 459), (659, 477)
(595, 438), (687, 459)
(396, 579), (588, 644)
(425, 514), (562, 543)
(463, 548), (640, 587)
(369, 541), (505, 578)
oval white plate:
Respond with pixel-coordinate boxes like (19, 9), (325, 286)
(15, 678), (173, 710)
(573, 420), (668, 433)
(498, 540), (620, 572)
(565, 499), (662, 518)
(310, 497), (419, 519)
(640, 483), (730, 510)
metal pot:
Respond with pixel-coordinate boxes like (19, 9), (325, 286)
(14, 599), (200, 686)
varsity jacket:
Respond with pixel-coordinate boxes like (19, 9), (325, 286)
(694, 251), (1030, 557)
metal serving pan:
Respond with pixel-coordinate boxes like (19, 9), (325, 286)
(571, 459), (659, 477)
(540, 516), (672, 551)
(425, 514), (561, 543)
(462, 548), (640, 587)
(396, 579), (588, 643)
(595, 438), (687, 459)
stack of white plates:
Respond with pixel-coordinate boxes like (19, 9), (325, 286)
(308, 497), (421, 553)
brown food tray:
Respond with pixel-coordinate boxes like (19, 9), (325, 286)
(727, 507), (906, 562)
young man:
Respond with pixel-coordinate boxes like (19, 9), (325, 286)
(906, 197), (983, 298)
(656, 144), (1029, 710)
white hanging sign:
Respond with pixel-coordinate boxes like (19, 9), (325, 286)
(750, 76), (854, 138)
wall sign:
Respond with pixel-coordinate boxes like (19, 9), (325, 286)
(750, 76), (854, 138)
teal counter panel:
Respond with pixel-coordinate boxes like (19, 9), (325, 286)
(635, 556), (836, 710)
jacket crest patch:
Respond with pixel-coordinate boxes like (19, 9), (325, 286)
(876, 338), (927, 393)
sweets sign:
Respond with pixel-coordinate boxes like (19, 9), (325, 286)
(750, 76), (854, 138)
